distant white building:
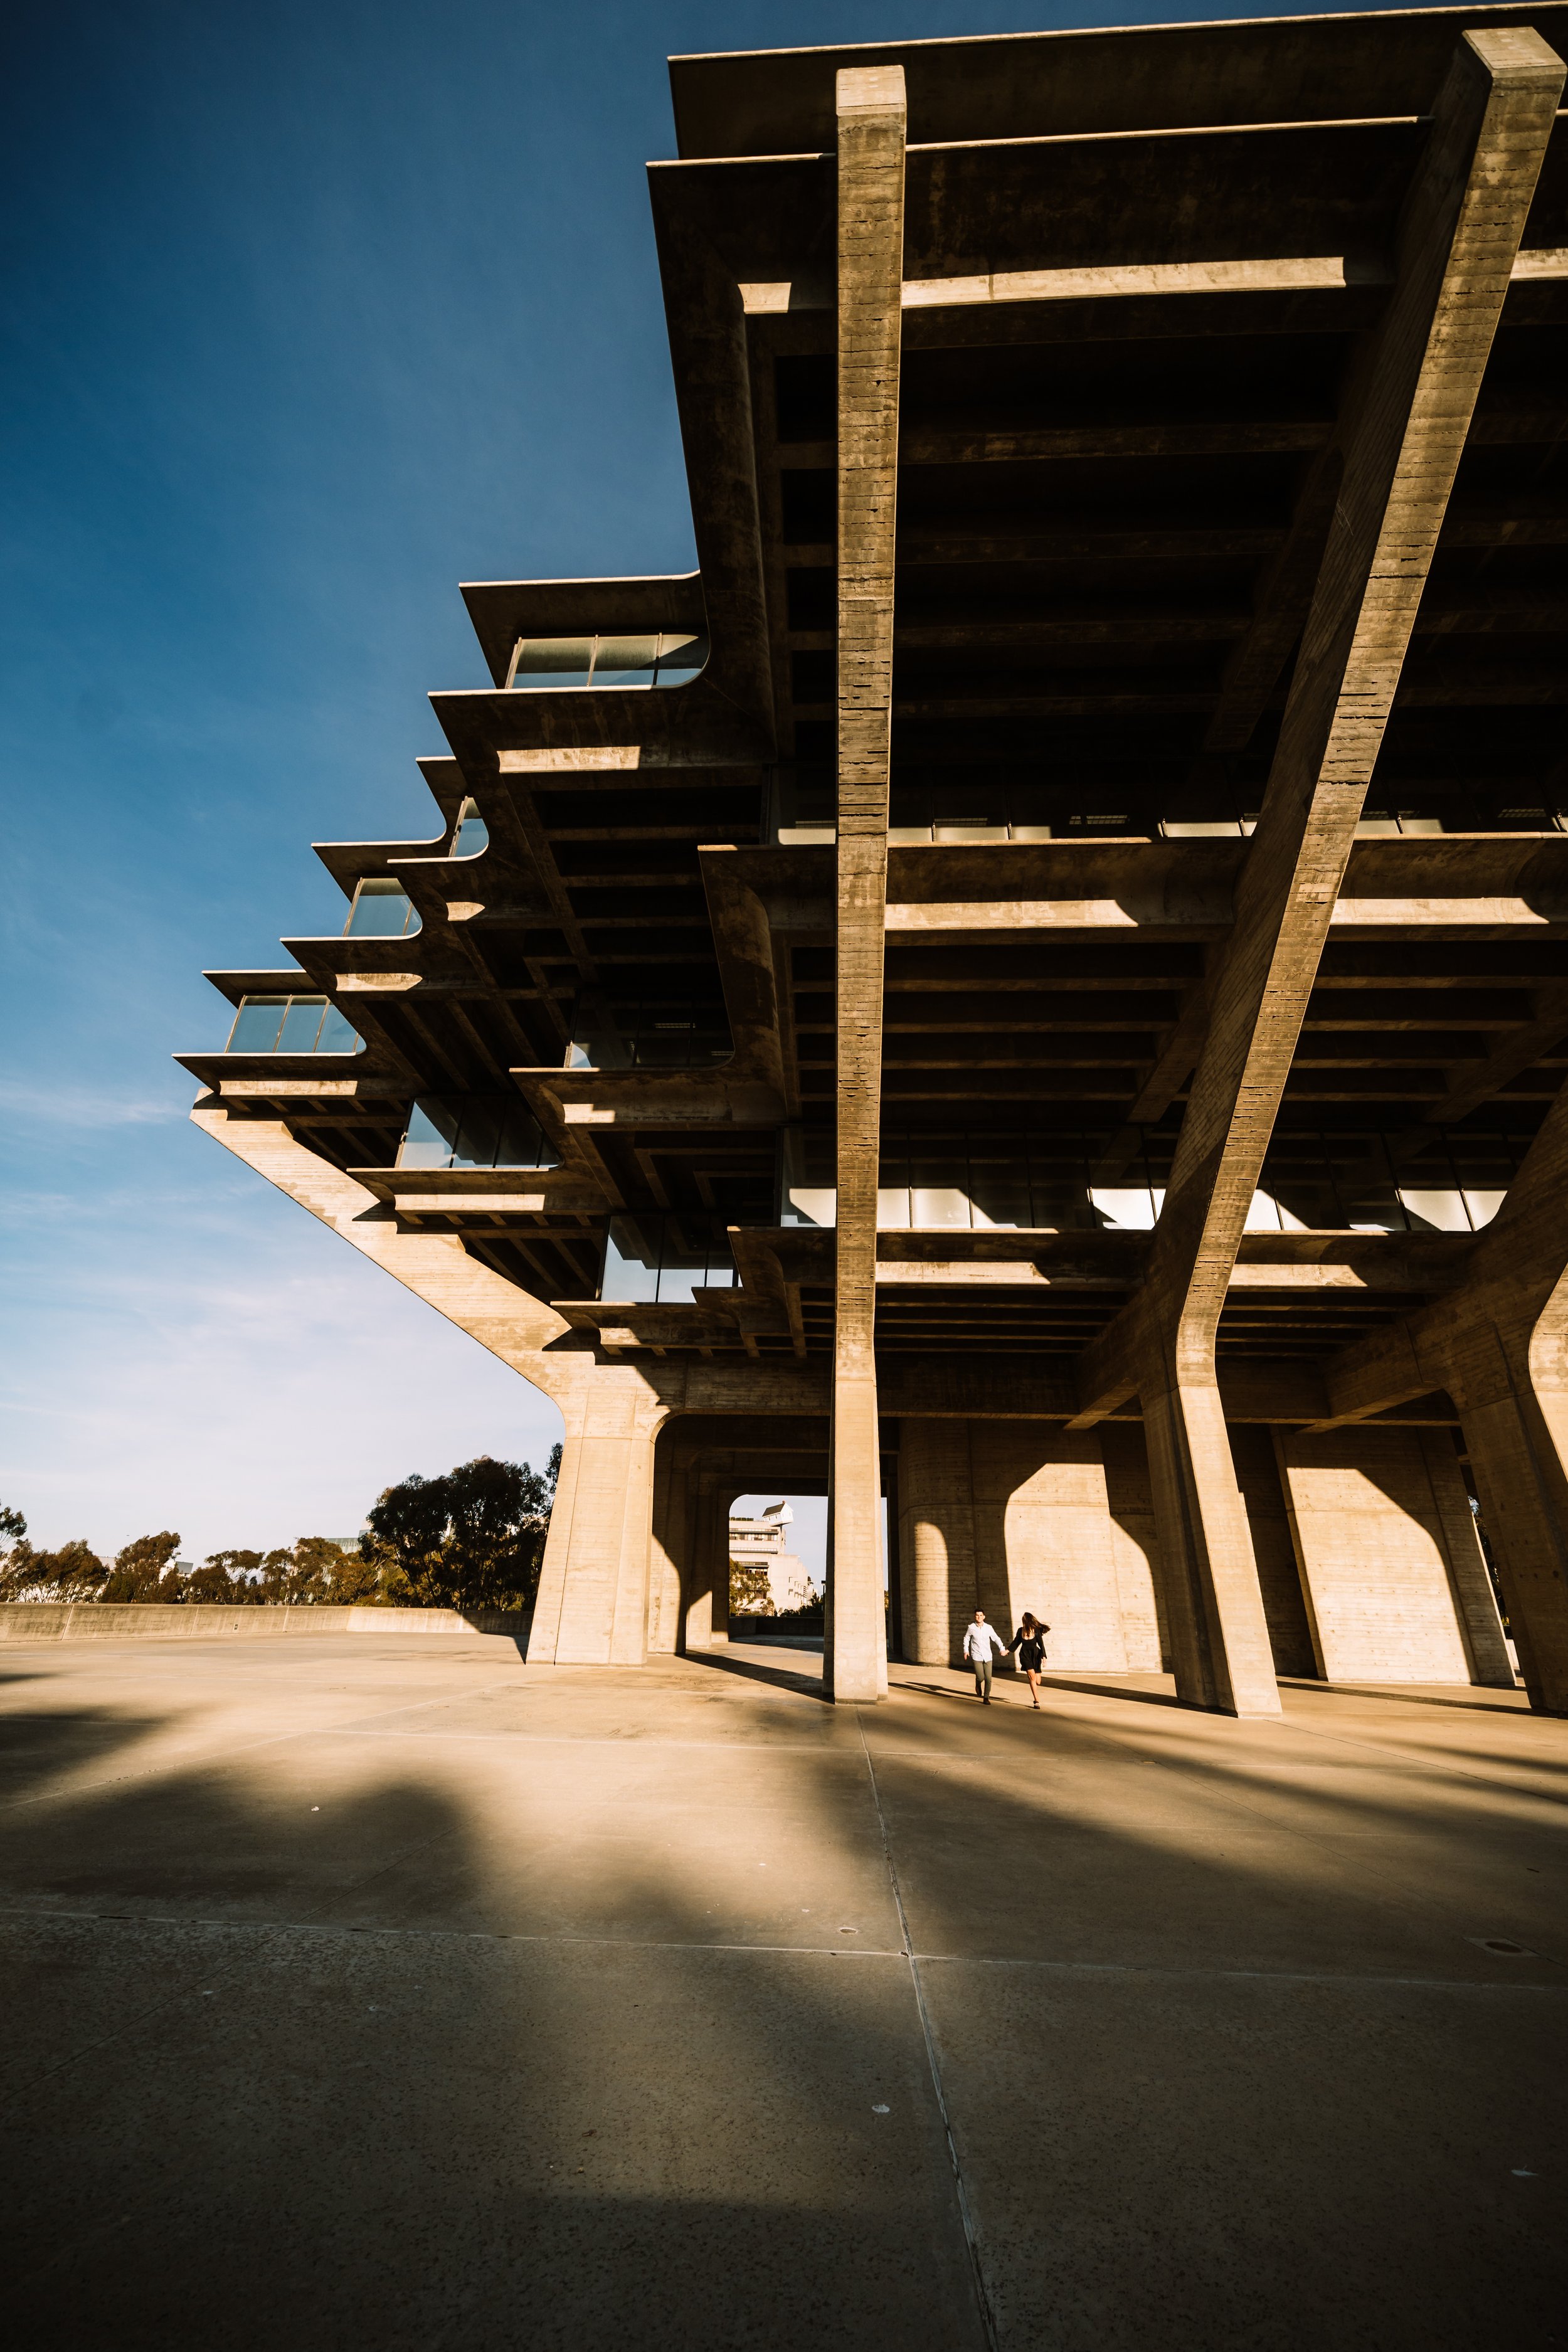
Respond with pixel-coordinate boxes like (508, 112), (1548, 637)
(728, 1500), (816, 1614)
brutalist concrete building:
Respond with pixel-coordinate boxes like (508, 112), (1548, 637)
(181, 8), (1568, 1715)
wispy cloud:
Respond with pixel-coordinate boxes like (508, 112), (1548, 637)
(0, 1079), (179, 1129)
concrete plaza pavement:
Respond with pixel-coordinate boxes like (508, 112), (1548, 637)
(3, 1628), (1565, 2349)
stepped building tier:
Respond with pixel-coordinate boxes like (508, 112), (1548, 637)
(181, 6), (1568, 1713)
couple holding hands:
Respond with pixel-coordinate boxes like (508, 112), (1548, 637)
(961, 1609), (1049, 1708)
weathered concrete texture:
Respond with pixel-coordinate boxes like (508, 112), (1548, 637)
(1227, 1424), (1319, 1679)
(1073, 26), (1565, 1722)
(827, 64), (906, 1706)
(527, 1381), (665, 1666)
(3, 1632), (1566, 2349)
(899, 1419), (1164, 1672)
(1278, 1426), (1513, 1685)
(1320, 1079), (1568, 1712)
(0, 1602), (527, 1643)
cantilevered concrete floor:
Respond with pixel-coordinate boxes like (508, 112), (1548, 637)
(3, 1629), (1565, 2349)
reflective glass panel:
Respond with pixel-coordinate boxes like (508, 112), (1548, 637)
(452, 1103), (504, 1168)
(601, 1216), (661, 1302)
(227, 997), (288, 1052)
(1090, 1186), (1157, 1229)
(1266, 1136), (1341, 1231)
(496, 1108), (554, 1169)
(654, 1217), (711, 1305)
(511, 637), (593, 689)
(277, 998), (328, 1052)
(592, 635), (660, 687)
(1328, 1136), (1404, 1230)
(399, 1100), (460, 1168)
(315, 1004), (362, 1054)
(911, 1158), (971, 1227)
(705, 1229), (737, 1291)
(968, 1159), (1030, 1229)
(654, 631), (708, 686)
(1397, 1188), (1470, 1232)
(346, 879), (413, 936)
(452, 798), (489, 858)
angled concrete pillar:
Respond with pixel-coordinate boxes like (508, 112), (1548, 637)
(825, 61), (904, 1703)
(1451, 1285), (1568, 1708)
(527, 1380), (665, 1665)
(1071, 28), (1562, 1715)
(1142, 1380), (1280, 1713)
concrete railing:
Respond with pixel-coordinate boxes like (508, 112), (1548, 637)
(0, 1602), (531, 1643)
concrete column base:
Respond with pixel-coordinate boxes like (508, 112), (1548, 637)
(1143, 1379), (1283, 1716)
(527, 1382), (665, 1666)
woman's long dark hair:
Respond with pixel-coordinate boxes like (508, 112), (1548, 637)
(1020, 1611), (1041, 1633)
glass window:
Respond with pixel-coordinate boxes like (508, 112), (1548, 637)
(396, 1099), (556, 1172)
(495, 1107), (553, 1168)
(780, 1128), (835, 1226)
(399, 1101), (462, 1168)
(654, 631), (709, 687)
(509, 637), (593, 689)
(1027, 1140), (1093, 1231)
(1397, 1187), (1470, 1232)
(592, 635), (660, 687)
(657, 1216), (714, 1304)
(911, 1157), (971, 1227)
(1328, 1135), (1405, 1231)
(452, 798), (489, 858)
(1090, 1186), (1158, 1230)
(968, 1157), (1031, 1229)
(225, 993), (361, 1054)
(1265, 1135), (1342, 1231)
(315, 1004), (362, 1054)
(602, 1216), (662, 1301)
(346, 879), (415, 936)
(276, 998), (327, 1052)
(226, 997), (288, 1052)
(600, 1213), (734, 1302)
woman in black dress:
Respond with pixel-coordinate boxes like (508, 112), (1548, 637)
(1007, 1612), (1050, 1708)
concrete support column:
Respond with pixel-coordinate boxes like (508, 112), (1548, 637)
(897, 1420), (978, 1666)
(1453, 1289), (1568, 1710)
(682, 1482), (731, 1652)
(825, 61), (904, 1703)
(647, 1435), (684, 1657)
(527, 1380), (665, 1665)
(1142, 1379), (1282, 1714)
(1071, 29), (1561, 1716)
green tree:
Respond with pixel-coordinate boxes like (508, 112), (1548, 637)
(2, 1539), (109, 1599)
(729, 1560), (775, 1616)
(365, 1451), (557, 1610)
(99, 1532), (183, 1604)
(193, 1549), (267, 1602)
(0, 1504), (24, 1544)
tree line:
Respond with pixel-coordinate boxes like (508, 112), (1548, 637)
(0, 1449), (560, 1615)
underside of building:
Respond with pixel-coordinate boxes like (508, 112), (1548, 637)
(181, 6), (1568, 1714)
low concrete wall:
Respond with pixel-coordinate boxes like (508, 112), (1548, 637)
(0, 1602), (531, 1644)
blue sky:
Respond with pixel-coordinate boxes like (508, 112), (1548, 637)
(1, 0), (1342, 1560)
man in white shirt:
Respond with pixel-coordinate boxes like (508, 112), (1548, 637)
(962, 1609), (1008, 1705)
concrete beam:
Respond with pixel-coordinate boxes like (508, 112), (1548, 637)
(1073, 28), (1564, 1717)
(827, 62), (904, 1704)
